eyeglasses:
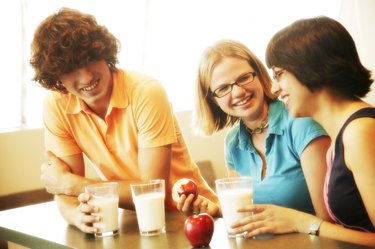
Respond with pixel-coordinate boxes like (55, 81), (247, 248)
(211, 72), (257, 98)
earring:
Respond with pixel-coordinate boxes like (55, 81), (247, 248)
(56, 81), (65, 87)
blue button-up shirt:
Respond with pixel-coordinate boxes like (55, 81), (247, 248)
(225, 100), (327, 213)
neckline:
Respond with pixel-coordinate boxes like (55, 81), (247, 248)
(246, 119), (269, 135)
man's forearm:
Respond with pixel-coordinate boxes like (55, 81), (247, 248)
(61, 175), (137, 209)
(60, 172), (98, 196)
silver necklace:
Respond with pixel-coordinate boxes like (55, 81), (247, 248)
(246, 120), (269, 135)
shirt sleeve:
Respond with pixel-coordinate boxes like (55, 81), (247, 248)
(131, 78), (177, 148)
(43, 93), (82, 156)
(288, 117), (328, 156)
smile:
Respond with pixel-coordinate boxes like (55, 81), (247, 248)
(81, 79), (99, 91)
(279, 94), (289, 107)
(234, 96), (251, 106)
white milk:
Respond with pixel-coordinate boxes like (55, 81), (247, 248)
(133, 192), (165, 234)
(89, 197), (119, 233)
(218, 188), (253, 236)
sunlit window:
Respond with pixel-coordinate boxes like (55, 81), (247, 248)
(0, 0), (342, 131)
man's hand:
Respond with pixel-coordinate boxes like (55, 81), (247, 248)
(41, 151), (72, 195)
(74, 192), (101, 234)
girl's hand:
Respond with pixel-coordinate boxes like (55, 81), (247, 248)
(231, 204), (303, 238)
(176, 194), (220, 217)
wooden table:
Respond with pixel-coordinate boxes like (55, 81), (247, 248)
(0, 201), (371, 249)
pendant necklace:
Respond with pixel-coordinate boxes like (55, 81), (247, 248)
(246, 119), (269, 135)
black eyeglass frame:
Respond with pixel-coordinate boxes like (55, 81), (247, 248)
(211, 71), (258, 98)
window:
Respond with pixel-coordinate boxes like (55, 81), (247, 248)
(0, 0), (342, 131)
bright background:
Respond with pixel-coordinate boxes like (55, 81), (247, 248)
(0, 0), (374, 199)
(0, 0), (374, 131)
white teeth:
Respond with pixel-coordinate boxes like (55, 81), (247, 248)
(81, 80), (98, 91)
(236, 98), (249, 106)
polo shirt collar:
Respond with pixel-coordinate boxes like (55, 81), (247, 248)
(109, 70), (128, 110)
(238, 99), (286, 150)
(267, 100), (285, 136)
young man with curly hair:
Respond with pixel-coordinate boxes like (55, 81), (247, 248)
(30, 7), (218, 234)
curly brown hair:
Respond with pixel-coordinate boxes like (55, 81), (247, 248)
(30, 7), (120, 93)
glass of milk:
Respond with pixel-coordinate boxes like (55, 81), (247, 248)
(215, 177), (253, 238)
(130, 179), (166, 236)
(85, 182), (119, 237)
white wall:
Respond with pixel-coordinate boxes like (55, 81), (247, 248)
(339, 0), (375, 105)
(0, 128), (45, 195)
(0, 111), (227, 196)
(175, 110), (228, 179)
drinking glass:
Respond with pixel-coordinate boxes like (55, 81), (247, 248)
(215, 177), (253, 238)
(130, 179), (166, 236)
(85, 182), (119, 237)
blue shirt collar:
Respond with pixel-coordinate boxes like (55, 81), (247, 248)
(238, 100), (286, 150)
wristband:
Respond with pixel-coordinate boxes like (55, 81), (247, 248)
(309, 218), (323, 236)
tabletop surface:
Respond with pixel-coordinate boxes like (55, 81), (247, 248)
(0, 201), (371, 249)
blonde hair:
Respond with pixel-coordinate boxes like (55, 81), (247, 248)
(194, 39), (277, 135)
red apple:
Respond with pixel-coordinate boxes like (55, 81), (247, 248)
(172, 178), (198, 202)
(184, 213), (214, 248)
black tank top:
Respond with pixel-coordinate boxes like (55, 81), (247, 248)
(327, 107), (375, 232)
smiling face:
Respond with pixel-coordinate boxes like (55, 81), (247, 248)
(58, 60), (113, 110)
(210, 57), (266, 121)
(271, 67), (314, 117)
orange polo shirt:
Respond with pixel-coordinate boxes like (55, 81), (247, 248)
(43, 69), (218, 209)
